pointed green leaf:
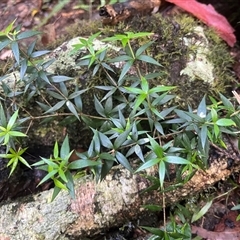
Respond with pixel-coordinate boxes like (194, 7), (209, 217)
(220, 93), (234, 111)
(3, 19), (16, 34)
(216, 118), (236, 126)
(124, 87), (144, 94)
(135, 41), (154, 57)
(59, 82), (68, 97)
(39, 70), (50, 84)
(159, 160), (166, 189)
(116, 151), (133, 172)
(44, 100), (66, 114)
(164, 156), (191, 165)
(60, 135), (70, 159)
(151, 108), (164, 120)
(213, 124), (220, 138)
(11, 41), (20, 64)
(8, 131), (26, 137)
(20, 59), (27, 80)
(58, 168), (68, 183)
(148, 135), (163, 158)
(42, 58), (55, 69)
(47, 90), (65, 100)
(66, 170), (75, 198)
(40, 157), (59, 168)
(17, 30), (40, 40)
(135, 158), (160, 172)
(114, 128), (131, 149)
(51, 75), (73, 83)
(108, 55), (133, 63)
(137, 55), (162, 66)
(51, 186), (61, 201)
(9, 159), (18, 176)
(31, 50), (50, 58)
(91, 130), (100, 154)
(141, 204), (162, 212)
(197, 95), (207, 118)
(0, 104), (7, 126)
(19, 156), (31, 169)
(27, 40), (36, 55)
(118, 61), (133, 82)
(140, 226), (164, 237)
(53, 178), (68, 190)
(3, 134), (10, 145)
(99, 152), (115, 161)
(94, 96), (106, 117)
(130, 32), (153, 38)
(140, 76), (149, 92)
(68, 159), (100, 169)
(37, 101), (51, 111)
(7, 110), (19, 129)
(185, 111), (203, 122)
(200, 125), (208, 149)
(191, 200), (213, 223)
(134, 94), (147, 111)
(66, 100), (80, 120)
(211, 108), (218, 122)
(37, 169), (58, 186)
(231, 204), (240, 210)
(174, 109), (192, 121)
(159, 106), (176, 119)
(134, 144), (144, 162)
(0, 39), (11, 51)
(53, 141), (59, 159)
(104, 96), (113, 113)
(111, 118), (123, 129)
(98, 132), (113, 149)
(74, 95), (83, 111)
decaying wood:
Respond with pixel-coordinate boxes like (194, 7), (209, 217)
(0, 137), (240, 239)
(99, 0), (162, 25)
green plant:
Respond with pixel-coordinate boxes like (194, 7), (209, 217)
(32, 135), (101, 200)
(167, 94), (237, 166)
(142, 220), (192, 240)
(1, 18), (240, 238)
(0, 19), (83, 179)
(0, 103), (30, 176)
(70, 30), (240, 238)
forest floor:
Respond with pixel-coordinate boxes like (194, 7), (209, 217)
(1, 0), (240, 239)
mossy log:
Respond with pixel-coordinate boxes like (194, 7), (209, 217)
(0, 12), (238, 239)
(1, 14), (235, 149)
(0, 137), (239, 239)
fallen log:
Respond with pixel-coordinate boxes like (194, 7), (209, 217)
(0, 6), (238, 239)
(0, 136), (239, 239)
(0, 12), (235, 202)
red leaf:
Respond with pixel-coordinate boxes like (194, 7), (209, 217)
(165, 0), (236, 47)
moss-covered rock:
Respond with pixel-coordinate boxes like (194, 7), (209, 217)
(1, 13), (235, 148)
(51, 13), (235, 109)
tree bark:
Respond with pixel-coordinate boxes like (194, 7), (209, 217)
(0, 136), (239, 239)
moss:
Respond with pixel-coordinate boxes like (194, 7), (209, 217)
(108, 13), (235, 108)
(47, 13), (235, 110)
